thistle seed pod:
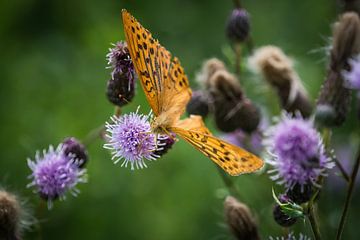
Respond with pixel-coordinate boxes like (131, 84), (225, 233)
(224, 196), (260, 240)
(316, 12), (360, 126)
(209, 70), (260, 133)
(196, 58), (227, 89)
(0, 190), (22, 240)
(249, 46), (312, 117)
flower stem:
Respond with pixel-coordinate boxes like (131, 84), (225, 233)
(336, 143), (360, 240)
(232, 0), (241, 8)
(234, 43), (242, 76)
(216, 166), (242, 199)
(308, 202), (322, 240)
(333, 156), (350, 182)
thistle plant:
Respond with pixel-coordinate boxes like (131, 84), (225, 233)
(2, 0), (360, 239)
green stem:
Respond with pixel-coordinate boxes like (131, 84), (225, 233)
(234, 43), (242, 76)
(216, 166), (242, 199)
(336, 144), (360, 240)
(232, 0), (241, 8)
(308, 203), (322, 240)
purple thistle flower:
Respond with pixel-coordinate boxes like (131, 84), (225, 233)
(106, 41), (134, 78)
(264, 112), (334, 189)
(27, 145), (87, 209)
(104, 110), (164, 169)
(343, 55), (360, 90)
(269, 232), (311, 240)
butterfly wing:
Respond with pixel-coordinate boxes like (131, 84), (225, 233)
(122, 10), (191, 119)
(171, 115), (264, 176)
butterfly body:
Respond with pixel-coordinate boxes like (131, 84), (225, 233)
(122, 9), (264, 176)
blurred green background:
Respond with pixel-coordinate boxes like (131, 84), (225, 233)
(1, 0), (360, 239)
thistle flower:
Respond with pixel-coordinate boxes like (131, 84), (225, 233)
(62, 137), (88, 168)
(106, 41), (136, 106)
(343, 55), (360, 90)
(264, 113), (333, 189)
(286, 183), (313, 204)
(226, 8), (251, 43)
(186, 90), (210, 118)
(27, 145), (87, 209)
(272, 195), (297, 227)
(249, 46), (312, 117)
(104, 111), (162, 169)
(0, 190), (22, 240)
(316, 12), (360, 126)
(224, 196), (260, 240)
(269, 232), (311, 240)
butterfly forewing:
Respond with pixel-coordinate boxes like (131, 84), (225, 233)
(122, 10), (171, 116)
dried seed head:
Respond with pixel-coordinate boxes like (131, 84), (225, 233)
(186, 90), (210, 118)
(316, 13), (360, 126)
(226, 8), (251, 43)
(224, 196), (260, 240)
(0, 190), (22, 240)
(196, 58), (227, 88)
(331, 12), (360, 70)
(249, 46), (312, 117)
(209, 70), (260, 133)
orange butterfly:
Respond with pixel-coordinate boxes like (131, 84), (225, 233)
(122, 9), (264, 176)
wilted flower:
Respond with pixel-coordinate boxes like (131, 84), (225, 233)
(226, 8), (251, 43)
(27, 145), (87, 209)
(316, 12), (360, 126)
(269, 232), (311, 240)
(62, 137), (88, 168)
(0, 190), (22, 240)
(104, 111), (160, 169)
(224, 196), (260, 240)
(343, 55), (360, 90)
(272, 195), (298, 227)
(264, 113), (333, 189)
(209, 69), (260, 133)
(106, 41), (136, 106)
(196, 58), (227, 89)
(249, 45), (312, 117)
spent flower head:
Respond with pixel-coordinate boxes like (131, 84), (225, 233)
(104, 110), (171, 169)
(27, 145), (87, 209)
(264, 112), (333, 189)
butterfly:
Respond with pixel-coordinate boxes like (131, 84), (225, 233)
(122, 9), (264, 176)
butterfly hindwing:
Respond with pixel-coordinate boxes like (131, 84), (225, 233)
(171, 116), (264, 176)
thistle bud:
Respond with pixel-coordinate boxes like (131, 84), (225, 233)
(316, 12), (360, 126)
(224, 196), (260, 240)
(249, 46), (312, 117)
(153, 135), (176, 157)
(62, 137), (88, 168)
(186, 90), (210, 118)
(0, 190), (22, 240)
(226, 8), (251, 43)
(286, 183), (314, 204)
(106, 41), (136, 106)
(272, 195), (297, 227)
(209, 70), (260, 133)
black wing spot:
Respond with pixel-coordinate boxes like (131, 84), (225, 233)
(142, 33), (147, 39)
(150, 48), (155, 55)
(131, 26), (135, 33)
(143, 42), (148, 50)
(136, 34), (141, 40)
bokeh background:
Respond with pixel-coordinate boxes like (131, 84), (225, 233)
(1, 0), (360, 239)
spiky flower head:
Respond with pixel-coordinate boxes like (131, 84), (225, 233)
(264, 113), (333, 189)
(104, 111), (170, 169)
(343, 55), (360, 90)
(269, 232), (311, 240)
(27, 145), (87, 209)
(106, 41), (136, 107)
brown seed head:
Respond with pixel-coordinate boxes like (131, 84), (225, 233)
(0, 190), (21, 240)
